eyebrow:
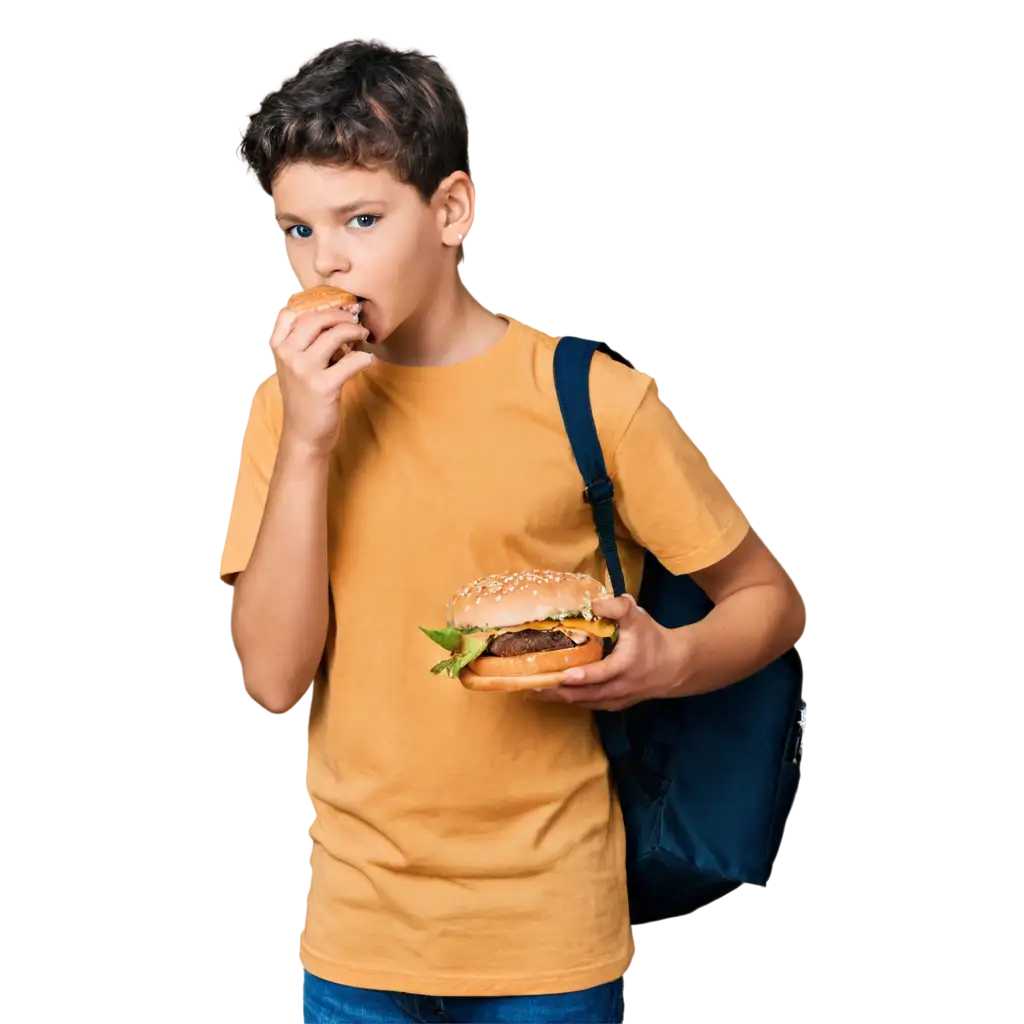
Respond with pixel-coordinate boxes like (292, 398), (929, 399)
(274, 200), (381, 223)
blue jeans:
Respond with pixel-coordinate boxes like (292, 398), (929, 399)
(303, 969), (625, 1023)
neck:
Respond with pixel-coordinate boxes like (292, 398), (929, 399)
(373, 276), (508, 367)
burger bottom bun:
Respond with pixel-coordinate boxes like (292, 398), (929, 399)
(459, 635), (604, 692)
(459, 667), (576, 692)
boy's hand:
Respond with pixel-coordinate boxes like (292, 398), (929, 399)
(270, 304), (375, 456)
(529, 594), (690, 711)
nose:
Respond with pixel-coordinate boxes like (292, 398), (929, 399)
(309, 238), (354, 282)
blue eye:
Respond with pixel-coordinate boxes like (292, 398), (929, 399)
(348, 214), (380, 229)
(285, 224), (312, 240)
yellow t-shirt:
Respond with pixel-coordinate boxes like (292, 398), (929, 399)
(220, 315), (749, 996)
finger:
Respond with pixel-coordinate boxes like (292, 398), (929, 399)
(575, 698), (634, 712)
(591, 593), (642, 623)
(560, 647), (630, 687)
(527, 681), (571, 701)
(542, 680), (628, 705)
(322, 347), (376, 387)
(304, 322), (371, 368)
(527, 689), (562, 701)
(279, 307), (361, 356)
(269, 306), (301, 351)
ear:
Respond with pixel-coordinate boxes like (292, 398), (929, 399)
(435, 171), (474, 248)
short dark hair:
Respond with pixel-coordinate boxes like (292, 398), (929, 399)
(238, 39), (470, 264)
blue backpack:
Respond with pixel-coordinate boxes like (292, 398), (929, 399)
(553, 336), (805, 924)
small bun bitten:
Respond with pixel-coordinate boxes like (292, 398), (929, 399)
(286, 285), (361, 314)
(280, 284), (360, 311)
(285, 286), (368, 361)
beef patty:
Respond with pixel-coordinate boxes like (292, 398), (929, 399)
(485, 629), (577, 658)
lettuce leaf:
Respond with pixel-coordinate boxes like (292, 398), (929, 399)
(419, 626), (464, 652)
(420, 625), (489, 678)
(419, 625), (484, 652)
(428, 635), (489, 678)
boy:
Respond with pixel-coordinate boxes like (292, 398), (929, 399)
(222, 39), (805, 1024)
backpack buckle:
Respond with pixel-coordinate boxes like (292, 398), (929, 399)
(790, 708), (806, 765)
(584, 474), (615, 506)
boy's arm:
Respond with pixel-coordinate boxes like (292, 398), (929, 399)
(606, 376), (798, 679)
(537, 528), (804, 709)
(679, 527), (805, 695)
(230, 440), (331, 714)
(222, 303), (374, 714)
(533, 374), (803, 710)
(222, 589), (325, 724)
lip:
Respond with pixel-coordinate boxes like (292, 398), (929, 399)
(358, 299), (377, 344)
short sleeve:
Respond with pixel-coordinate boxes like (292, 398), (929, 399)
(610, 380), (749, 575)
(219, 377), (282, 585)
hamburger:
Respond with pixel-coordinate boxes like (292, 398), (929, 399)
(420, 570), (617, 691)
(285, 286), (373, 359)
(286, 284), (362, 315)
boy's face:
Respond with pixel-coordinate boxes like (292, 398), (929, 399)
(272, 162), (456, 345)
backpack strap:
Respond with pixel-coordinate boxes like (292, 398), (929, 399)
(553, 336), (637, 765)
(552, 336), (634, 599)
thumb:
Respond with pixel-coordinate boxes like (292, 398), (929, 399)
(591, 592), (640, 622)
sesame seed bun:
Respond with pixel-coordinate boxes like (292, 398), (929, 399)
(447, 570), (608, 631)
(286, 285), (360, 314)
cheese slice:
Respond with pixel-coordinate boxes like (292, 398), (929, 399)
(465, 617), (616, 646)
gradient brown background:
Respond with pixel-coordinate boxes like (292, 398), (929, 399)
(0, 9), (1019, 1024)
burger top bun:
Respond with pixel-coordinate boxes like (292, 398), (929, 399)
(447, 569), (608, 631)
(286, 285), (360, 314)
